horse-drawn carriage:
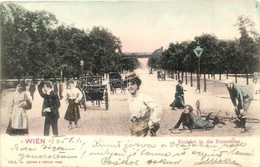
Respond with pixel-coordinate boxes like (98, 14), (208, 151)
(108, 72), (125, 94)
(77, 75), (109, 110)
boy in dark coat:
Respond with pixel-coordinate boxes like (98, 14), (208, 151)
(38, 81), (60, 136)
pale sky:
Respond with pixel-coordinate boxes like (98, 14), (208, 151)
(8, 0), (260, 52)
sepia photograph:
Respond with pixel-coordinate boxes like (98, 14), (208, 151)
(0, 0), (260, 166)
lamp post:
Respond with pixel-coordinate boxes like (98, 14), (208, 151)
(80, 60), (84, 76)
(193, 44), (204, 93)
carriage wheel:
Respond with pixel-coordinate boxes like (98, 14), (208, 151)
(112, 87), (115, 94)
(82, 93), (87, 111)
(121, 85), (126, 94)
(83, 100), (87, 111)
(122, 87), (126, 94)
(105, 92), (109, 110)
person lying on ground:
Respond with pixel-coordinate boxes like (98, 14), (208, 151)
(169, 105), (220, 133)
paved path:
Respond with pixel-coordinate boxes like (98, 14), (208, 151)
(0, 68), (259, 137)
(137, 69), (260, 137)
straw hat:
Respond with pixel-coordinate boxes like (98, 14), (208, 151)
(124, 72), (142, 87)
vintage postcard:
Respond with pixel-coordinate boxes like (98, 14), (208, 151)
(0, 0), (260, 166)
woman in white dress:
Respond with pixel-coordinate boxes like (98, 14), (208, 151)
(6, 82), (31, 135)
(125, 72), (162, 137)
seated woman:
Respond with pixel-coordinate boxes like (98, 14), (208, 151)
(169, 105), (215, 133)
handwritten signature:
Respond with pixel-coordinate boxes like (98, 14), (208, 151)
(194, 157), (241, 167)
(101, 155), (139, 166)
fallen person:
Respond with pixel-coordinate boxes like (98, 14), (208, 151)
(169, 104), (221, 133)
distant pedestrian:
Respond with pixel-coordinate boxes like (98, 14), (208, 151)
(149, 68), (153, 75)
(38, 81), (60, 136)
(124, 72), (162, 137)
(1, 80), (6, 96)
(157, 70), (165, 80)
(53, 81), (58, 95)
(64, 79), (83, 129)
(169, 105), (215, 133)
(253, 72), (260, 94)
(170, 80), (185, 110)
(59, 81), (64, 100)
(6, 82), (32, 135)
(28, 81), (36, 100)
(224, 79), (253, 133)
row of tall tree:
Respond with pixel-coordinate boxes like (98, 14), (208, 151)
(148, 16), (260, 81)
(1, 3), (259, 83)
(0, 3), (139, 81)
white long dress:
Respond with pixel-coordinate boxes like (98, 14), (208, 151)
(10, 91), (31, 129)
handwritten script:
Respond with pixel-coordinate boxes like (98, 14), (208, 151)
(2, 137), (256, 166)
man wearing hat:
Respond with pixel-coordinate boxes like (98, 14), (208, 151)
(170, 80), (185, 110)
(124, 72), (162, 137)
(224, 79), (253, 133)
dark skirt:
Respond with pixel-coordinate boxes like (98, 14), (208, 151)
(64, 100), (81, 122)
(170, 96), (185, 109)
(6, 120), (29, 135)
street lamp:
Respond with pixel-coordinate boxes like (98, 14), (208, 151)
(80, 60), (84, 76)
(193, 44), (204, 93)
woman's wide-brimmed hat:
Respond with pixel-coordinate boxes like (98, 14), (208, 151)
(124, 72), (142, 87)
